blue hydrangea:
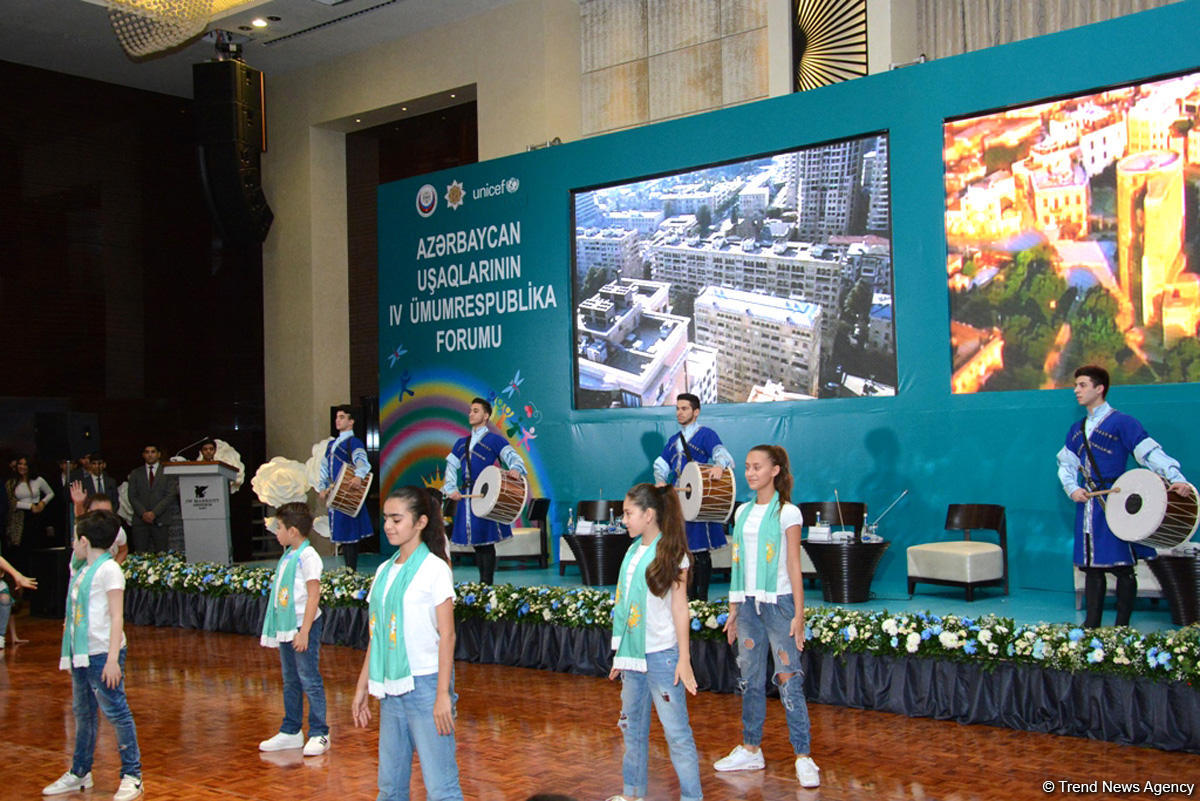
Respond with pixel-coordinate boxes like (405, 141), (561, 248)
(518, 602), (530, 616)
(716, 612), (728, 625)
(552, 600), (560, 609)
(1087, 649), (1104, 664)
(1033, 640), (1047, 660)
(463, 593), (476, 605)
(921, 629), (933, 640)
(890, 636), (899, 648)
(963, 639), (977, 655)
(354, 589), (367, 600)
(1068, 628), (1084, 642)
(690, 618), (701, 631)
(961, 617), (975, 628)
(1156, 650), (1171, 667)
(804, 624), (813, 640)
(1090, 637), (1103, 650)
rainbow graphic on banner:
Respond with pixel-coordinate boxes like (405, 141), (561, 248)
(380, 366), (551, 503)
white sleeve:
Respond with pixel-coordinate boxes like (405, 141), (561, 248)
(1056, 446), (1082, 496)
(428, 558), (455, 607)
(299, 547), (324, 582)
(96, 560), (126, 593)
(442, 452), (461, 493)
(780, 503), (804, 531)
(499, 445), (526, 474)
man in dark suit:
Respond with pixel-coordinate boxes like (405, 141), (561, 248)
(126, 444), (180, 553)
(83, 454), (119, 502)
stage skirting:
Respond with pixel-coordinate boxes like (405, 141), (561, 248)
(124, 587), (1200, 753)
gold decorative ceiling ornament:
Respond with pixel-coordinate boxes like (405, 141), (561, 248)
(793, 0), (868, 92)
(106, 0), (249, 58)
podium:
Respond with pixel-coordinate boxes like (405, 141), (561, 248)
(163, 460), (238, 564)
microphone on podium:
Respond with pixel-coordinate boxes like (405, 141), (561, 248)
(171, 435), (211, 461)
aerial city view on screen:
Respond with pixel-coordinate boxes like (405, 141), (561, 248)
(945, 70), (1200, 393)
(572, 134), (895, 409)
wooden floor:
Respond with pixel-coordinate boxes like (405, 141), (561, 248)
(2, 615), (1195, 801)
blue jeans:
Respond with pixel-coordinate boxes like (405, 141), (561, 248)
(617, 647), (703, 801)
(377, 673), (462, 801)
(0, 580), (11, 637)
(279, 614), (328, 736)
(71, 649), (142, 778)
(734, 594), (811, 755)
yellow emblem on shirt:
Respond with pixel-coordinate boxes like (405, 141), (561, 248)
(731, 543), (740, 564)
(765, 541), (776, 563)
(388, 613), (398, 646)
(277, 586), (290, 608)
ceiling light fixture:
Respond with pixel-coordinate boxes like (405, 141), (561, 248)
(250, 17), (268, 28)
(106, 0), (247, 57)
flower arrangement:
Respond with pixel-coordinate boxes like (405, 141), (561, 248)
(211, 439), (246, 493)
(121, 554), (1200, 684)
(305, 438), (333, 491)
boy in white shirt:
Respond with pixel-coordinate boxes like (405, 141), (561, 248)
(259, 502), (330, 756)
(44, 509), (144, 801)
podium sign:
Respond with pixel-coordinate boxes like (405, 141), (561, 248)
(163, 461), (238, 564)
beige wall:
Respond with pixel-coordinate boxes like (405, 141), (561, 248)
(260, 0), (582, 463)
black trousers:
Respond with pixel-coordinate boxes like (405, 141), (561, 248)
(475, 544), (497, 585)
(689, 550), (713, 601)
(1081, 565), (1137, 628)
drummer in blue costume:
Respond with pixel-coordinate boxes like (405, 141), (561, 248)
(653, 392), (735, 601)
(317, 405), (374, 571)
(442, 397), (527, 585)
(1056, 365), (1192, 628)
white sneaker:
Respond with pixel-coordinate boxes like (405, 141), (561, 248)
(714, 744), (765, 772)
(795, 756), (820, 788)
(303, 734), (330, 756)
(259, 731), (304, 751)
(602, 796), (644, 801)
(42, 772), (94, 795)
(113, 775), (143, 801)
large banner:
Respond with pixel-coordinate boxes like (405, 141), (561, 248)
(378, 1), (1200, 593)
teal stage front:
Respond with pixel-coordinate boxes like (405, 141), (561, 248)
(376, 1), (1200, 601)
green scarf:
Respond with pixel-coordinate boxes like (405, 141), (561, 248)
(730, 492), (782, 603)
(59, 552), (113, 669)
(260, 539), (312, 647)
(611, 535), (660, 672)
(367, 542), (430, 697)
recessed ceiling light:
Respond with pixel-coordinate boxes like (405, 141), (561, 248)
(355, 118), (361, 123)
(251, 18), (268, 28)
(449, 93), (456, 98)
(401, 106), (407, 111)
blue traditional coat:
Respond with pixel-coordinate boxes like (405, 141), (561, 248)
(325, 435), (374, 544)
(448, 431), (514, 546)
(1063, 410), (1157, 568)
(659, 425), (729, 552)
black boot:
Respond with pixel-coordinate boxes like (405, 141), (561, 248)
(1082, 568), (1107, 629)
(1113, 566), (1137, 627)
(689, 550), (712, 601)
(476, 544), (497, 585)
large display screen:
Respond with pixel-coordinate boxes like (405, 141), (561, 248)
(571, 133), (895, 409)
(944, 69), (1200, 393)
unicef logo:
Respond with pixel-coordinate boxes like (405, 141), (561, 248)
(416, 184), (438, 217)
(505, 177), (520, 194)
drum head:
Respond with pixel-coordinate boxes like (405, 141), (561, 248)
(471, 465), (503, 519)
(677, 461), (705, 521)
(1106, 468), (1169, 543)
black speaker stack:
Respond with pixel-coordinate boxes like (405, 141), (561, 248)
(193, 59), (274, 245)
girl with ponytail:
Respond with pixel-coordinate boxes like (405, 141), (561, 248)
(604, 483), (702, 801)
(714, 445), (820, 788)
(352, 486), (463, 801)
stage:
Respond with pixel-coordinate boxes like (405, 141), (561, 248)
(3, 616), (1196, 801)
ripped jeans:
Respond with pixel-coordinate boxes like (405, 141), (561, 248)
(734, 594), (811, 755)
(617, 647), (703, 801)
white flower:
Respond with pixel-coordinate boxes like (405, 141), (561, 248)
(882, 618), (898, 636)
(705, 615), (718, 629)
(978, 629), (992, 644)
(305, 437), (334, 491)
(939, 631), (961, 649)
(209, 439), (246, 492)
(906, 632), (921, 653)
(251, 457), (309, 507)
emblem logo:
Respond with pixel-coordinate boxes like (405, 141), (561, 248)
(416, 184), (437, 217)
(445, 179), (465, 211)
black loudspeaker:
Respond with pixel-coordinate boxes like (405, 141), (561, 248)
(193, 59), (273, 245)
(34, 412), (99, 459)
